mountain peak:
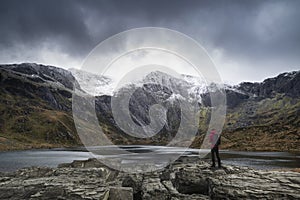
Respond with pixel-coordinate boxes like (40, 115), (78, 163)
(0, 63), (75, 90)
(69, 68), (114, 96)
(238, 69), (300, 98)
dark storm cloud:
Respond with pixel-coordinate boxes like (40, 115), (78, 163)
(0, 0), (299, 82)
(0, 0), (205, 55)
(0, 0), (92, 56)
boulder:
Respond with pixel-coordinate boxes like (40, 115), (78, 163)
(109, 187), (133, 200)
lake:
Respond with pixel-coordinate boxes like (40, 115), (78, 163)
(0, 146), (299, 172)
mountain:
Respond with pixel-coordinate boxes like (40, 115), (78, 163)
(222, 71), (300, 151)
(0, 63), (299, 151)
(69, 68), (114, 96)
(0, 63), (81, 151)
(92, 70), (300, 151)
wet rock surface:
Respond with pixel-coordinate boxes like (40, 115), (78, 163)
(0, 158), (299, 200)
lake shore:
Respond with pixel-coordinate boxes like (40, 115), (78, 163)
(0, 145), (299, 174)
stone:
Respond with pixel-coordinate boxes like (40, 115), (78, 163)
(142, 177), (170, 200)
(122, 174), (143, 200)
(109, 187), (133, 200)
(173, 167), (209, 195)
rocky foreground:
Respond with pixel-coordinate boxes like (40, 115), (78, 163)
(0, 157), (300, 200)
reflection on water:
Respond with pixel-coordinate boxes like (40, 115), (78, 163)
(0, 150), (91, 172)
(0, 146), (299, 172)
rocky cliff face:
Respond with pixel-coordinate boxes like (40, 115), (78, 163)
(0, 63), (299, 151)
(237, 71), (300, 98)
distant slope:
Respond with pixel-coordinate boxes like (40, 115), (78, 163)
(0, 63), (299, 151)
(221, 71), (300, 151)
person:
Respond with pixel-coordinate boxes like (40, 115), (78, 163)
(209, 129), (221, 168)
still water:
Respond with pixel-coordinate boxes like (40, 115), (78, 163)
(0, 146), (299, 172)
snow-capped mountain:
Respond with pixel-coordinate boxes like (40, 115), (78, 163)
(69, 68), (115, 96)
(70, 69), (232, 104)
(142, 71), (207, 102)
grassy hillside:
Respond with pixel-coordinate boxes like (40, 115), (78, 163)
(0, 65), (81, 151)
(222, 94), (300, 151)
(0, 93), (81, 151)
(191, 94), (300, 152)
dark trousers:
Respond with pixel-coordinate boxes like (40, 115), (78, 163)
(211, 146), (221, 167)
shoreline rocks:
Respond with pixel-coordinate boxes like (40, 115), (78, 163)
(0, 158), (299, 200)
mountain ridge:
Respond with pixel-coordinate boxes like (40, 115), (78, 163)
(0, 63), (299, 151)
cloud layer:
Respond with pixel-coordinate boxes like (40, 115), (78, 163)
(0, 0), (299, 83)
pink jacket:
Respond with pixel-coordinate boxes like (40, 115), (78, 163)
(209, 129), (218, 148)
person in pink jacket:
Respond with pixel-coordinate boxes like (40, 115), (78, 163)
(209, 129), (221, 168)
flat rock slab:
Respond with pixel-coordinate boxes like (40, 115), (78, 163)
(0, 158), (299, 200)
(109, 187), (133, 200)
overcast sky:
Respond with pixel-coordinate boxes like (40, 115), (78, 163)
(0, 0), (299, 84)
